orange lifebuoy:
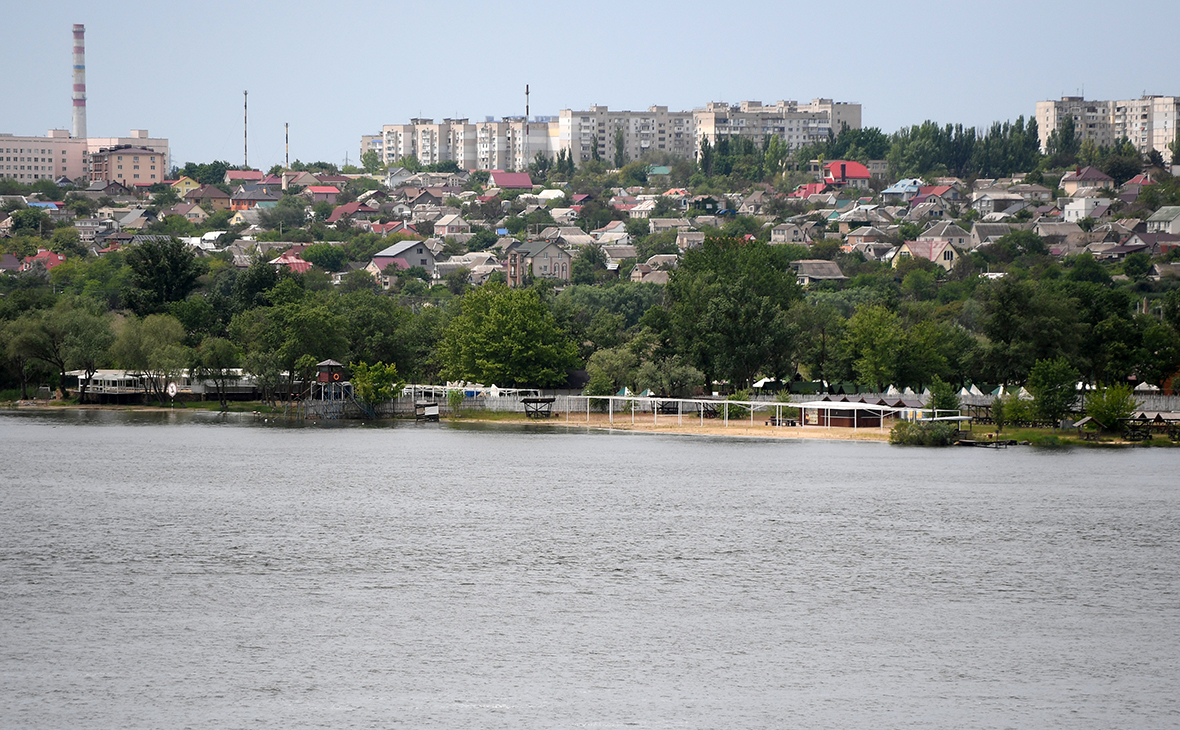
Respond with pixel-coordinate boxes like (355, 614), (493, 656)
(332, 372), (341, 381)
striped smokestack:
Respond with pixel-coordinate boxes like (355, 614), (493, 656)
(72, 24), (87, 139)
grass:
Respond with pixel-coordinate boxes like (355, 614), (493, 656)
(972, 424), (1180, 447)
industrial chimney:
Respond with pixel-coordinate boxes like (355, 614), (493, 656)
(72, 24), (87, 139)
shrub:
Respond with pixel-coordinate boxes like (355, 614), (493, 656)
(889, 420), (960, 446)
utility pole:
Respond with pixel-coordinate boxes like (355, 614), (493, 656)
(285, 122), (289, 170)
(243, 90), (249, 168)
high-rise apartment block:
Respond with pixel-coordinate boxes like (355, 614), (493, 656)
(1036, 95), (1180, 161)
(364, 97), (861, 171)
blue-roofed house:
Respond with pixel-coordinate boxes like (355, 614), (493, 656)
(881, 178), (923, 203)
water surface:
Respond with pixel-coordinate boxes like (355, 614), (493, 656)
(1, 410), (1177, 729)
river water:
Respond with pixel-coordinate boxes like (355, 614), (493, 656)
(1, 410), (1177, 729)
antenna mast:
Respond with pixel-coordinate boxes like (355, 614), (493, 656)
(285, 122), (289, 169)
(524, 84), (530, 171)
(243, 90), (249, 167)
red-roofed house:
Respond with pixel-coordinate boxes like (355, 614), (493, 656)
(788, 182), (829, 198)
(304, 186), (341, 204)
(224, 170), (265, 184)
(326, 202), (377, 224)
(488, 171), (533, 189)
(893, 240), (961, 271)
(823, 161), (871, 189)
(917, 185), (961, 203)
(269, 249), (312, 274)
(22, 249), (66, 272)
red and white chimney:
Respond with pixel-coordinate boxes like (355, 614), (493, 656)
(72, 24), (87, 139)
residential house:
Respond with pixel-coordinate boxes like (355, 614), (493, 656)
(224, 170), (264, 185)
(1125, 232), (1180, 256)
(790, 259), (847, 286)
(1009, 183), (1053, 202)
(846, 226), (887, 247)
(231, 188), (281, 211)
(650, 217), (694, 234)
(788, 182), (828, 199)
(602, 245), (638, 270)
(538, 226), (595, 248)
(304, 186), (341, 204)
(918, 221), (970, 249)
(164, 202), (209, 225)
(488, 171), (533, 189)
(1034, 221), (1084, 238)
(970, 222), (1012, 248)
(21, 249), (66, 272)
(550, 207), (579, 225)
(269, 248), (312, 274)
(185, 185), (231, 212)
(971, 189), (1024, 215)
(1060, 166), (1114, 195)
(369, 239), (438, 279)
(676, 230), (705, 250)
(434, 214), (471, 236)
(771, 223), (809, 244)
(905, 197), (950, 221)
(916, 185), (962, 204)
(0, 252), (21, 274)
(326, 202), (378, 225)
(170, 176), (201, 197)
(1145, 206), (1180, 235)
(880, 178), (923, 203)
(506, 240), (571, 287)
(738, 190), (771, 215)
(1149, 262), (1180, 280)
(1063, 197), (1112, 222)
(822, 160), (871, 189)
(893, 240), (961, 271)
(86, 180), (130, 196)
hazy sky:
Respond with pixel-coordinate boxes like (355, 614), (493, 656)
(3, 0), (1177, 171)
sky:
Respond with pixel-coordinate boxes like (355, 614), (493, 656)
(3, 0), (1178, 171)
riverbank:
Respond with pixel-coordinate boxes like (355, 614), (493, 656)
(7, 400), (1174, 446)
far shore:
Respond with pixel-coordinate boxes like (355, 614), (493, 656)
(5, 400), (1166, 447)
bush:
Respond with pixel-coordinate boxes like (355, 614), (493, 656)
(889, 420), (960, 446)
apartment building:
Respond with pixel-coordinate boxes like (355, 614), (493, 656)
(1037, 95), (1180, 161)
(0, 127), (168, 183)
(88, 146), (164, 185)
(693, 99), (859, 152)
(0, 129), (88, 181)
(558, 106), (695, 164)
(365, 96), (860, 171)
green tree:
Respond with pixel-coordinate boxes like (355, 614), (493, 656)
(844, 304), (904, 391)
(614, 127), (626, 168)
(1027, 356), (1081, 426)
(301, 242), (348, 272)
(665, 238), (803, 389)
(1084, 384), (1139, 432)
(438, 283), (578, 387)
(193, 336), (241, 411)
(361, 150), (382, 174)
(112, 313), (190, 405)
(349, 361), (404, 412)
(927, 376), (960, 414)
(123, 237), (207, 315)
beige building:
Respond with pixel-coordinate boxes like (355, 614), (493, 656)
(1037, 95), (1180, 161)
(89, 146), (164, 185)
(0, 127), (169, 184)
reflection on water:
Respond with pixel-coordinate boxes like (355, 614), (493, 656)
(1, 409), (1177, 729)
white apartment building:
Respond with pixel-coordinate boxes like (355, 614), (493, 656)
(558, 106), (695, 164)
(1037, 95), (1180, 161)
(365, 97), (861, 171)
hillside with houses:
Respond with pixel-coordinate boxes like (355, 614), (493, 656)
(4, 118), (1180, 416)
